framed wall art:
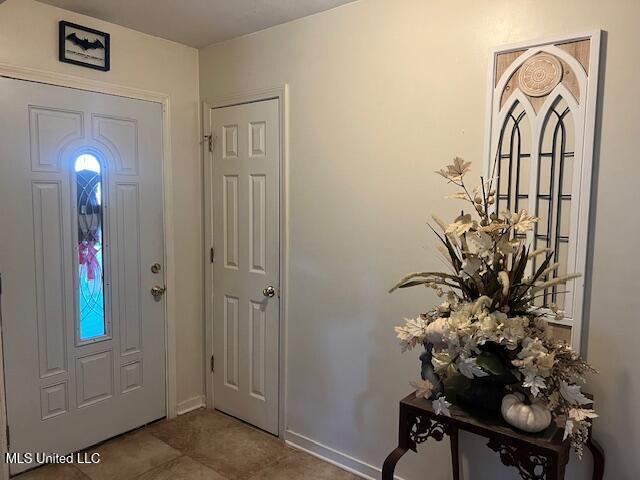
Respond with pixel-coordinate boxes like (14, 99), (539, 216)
(483, 31), (602, 352)
(59, 21), (110, 71)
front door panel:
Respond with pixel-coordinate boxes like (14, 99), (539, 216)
(0, 77), (166, 474)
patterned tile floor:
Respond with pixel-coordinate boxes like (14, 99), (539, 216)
(15, 409), (360, 480)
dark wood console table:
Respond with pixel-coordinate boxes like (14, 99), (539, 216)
(382, 393), (605, 480)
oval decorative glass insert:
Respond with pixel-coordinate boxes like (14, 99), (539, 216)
(75, 153), (106, 341)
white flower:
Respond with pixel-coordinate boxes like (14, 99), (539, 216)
(460, 336), (480, 357)
(457, 356), (489, 379)
(433, 395), (452, 417)
(560, 382), (591, 406)
(500, 317), (528, 349)
(534, 317), (552, 338)
(517, 337), (547, 361)
(478, 312), (498, 333)
(523, 373), (546, 397)
(436, 302), (451, 313)
(424, 317), (447, 345)
(535, 352), (556, 377)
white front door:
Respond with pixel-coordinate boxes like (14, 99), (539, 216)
(0, 77), (166, 474)
(211, 99), (280, 434)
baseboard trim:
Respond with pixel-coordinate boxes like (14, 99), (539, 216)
(176, 395), (205, 415)
(285, 429), (406, 480)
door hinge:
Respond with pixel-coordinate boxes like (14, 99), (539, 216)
(203, 134), (214, 153)
(210, 355), (215, 372)
(210, 247), (215, 263)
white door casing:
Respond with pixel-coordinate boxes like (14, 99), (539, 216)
(211, 98), (280, 435)
(0, 77), (166, 474)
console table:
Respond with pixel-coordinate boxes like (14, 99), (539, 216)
(382, 393), (605, 480)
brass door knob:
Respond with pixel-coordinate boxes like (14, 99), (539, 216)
(263, 286), (276, 298)
(151, 285), (166, 299)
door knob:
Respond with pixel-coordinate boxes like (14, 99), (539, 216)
(151, 285), (166, 299)
(263, 286), (276, 298)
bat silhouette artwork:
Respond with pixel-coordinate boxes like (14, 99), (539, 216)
(66, 32), (105, 50)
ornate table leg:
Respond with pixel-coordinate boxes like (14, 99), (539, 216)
(547, 452), (568, 480)
(450, 426), (460, 480)
(382, 402), (412, 480)
(587, 437), (605, 480)
(382, 446), (409, 480)
(383, 403), (452, 479)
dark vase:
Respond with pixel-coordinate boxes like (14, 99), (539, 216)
(419, 344), (443, 400)
(456, 378), (506, 414)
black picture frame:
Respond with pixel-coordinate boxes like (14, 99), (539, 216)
(59, 21), (110, 72)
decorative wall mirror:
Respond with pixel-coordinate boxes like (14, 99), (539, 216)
(484, 31), (602, 352)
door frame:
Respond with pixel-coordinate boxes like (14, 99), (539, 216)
(203, 85), (289, 438)
(0, 62), (179, 478)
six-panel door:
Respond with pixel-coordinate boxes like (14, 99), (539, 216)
(212, 99), (280, 435)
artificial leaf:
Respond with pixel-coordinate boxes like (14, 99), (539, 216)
(457, 357), (489, 379)
(476, 351), (508, 376)
(435, 157), (472, 183)
(523, 373), (546, 397)
(568, 407), (598, 421)
(478, 221), (507, 233)
(431, 352), (452, 373)
(433, 395), (452, 417)
(462, 256), (482, 276)
(560, 382), (591, 406)
(446, 214), (474, 237)
(410, 379), (434, 399)
(510, 210), (540, 232)
(445, 192), (468, 200)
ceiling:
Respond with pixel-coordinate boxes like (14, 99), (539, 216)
(37, 0), (356, 48)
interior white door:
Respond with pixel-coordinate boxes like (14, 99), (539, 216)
(212, 99), (280, 434)
(0, 77), (166, 474)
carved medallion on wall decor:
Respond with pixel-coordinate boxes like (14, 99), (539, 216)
(517, 53), (563, 97)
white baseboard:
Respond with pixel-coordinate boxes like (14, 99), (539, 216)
(176, 395), (205, 415)
(285, 429), (407, 480)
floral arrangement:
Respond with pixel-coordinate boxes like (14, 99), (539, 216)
(391, 158), (597, 455)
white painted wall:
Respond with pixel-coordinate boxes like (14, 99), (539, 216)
(0, 0), (204, 412)
(200, 1), (640, 478)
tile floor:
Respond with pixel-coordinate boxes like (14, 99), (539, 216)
(15, 409), (360, 480)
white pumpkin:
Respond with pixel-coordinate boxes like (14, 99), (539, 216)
(501, 393), (552, 433)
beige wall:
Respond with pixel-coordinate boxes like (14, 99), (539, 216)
(0, 0), (204, 411)
(200, 0), (639, 478)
